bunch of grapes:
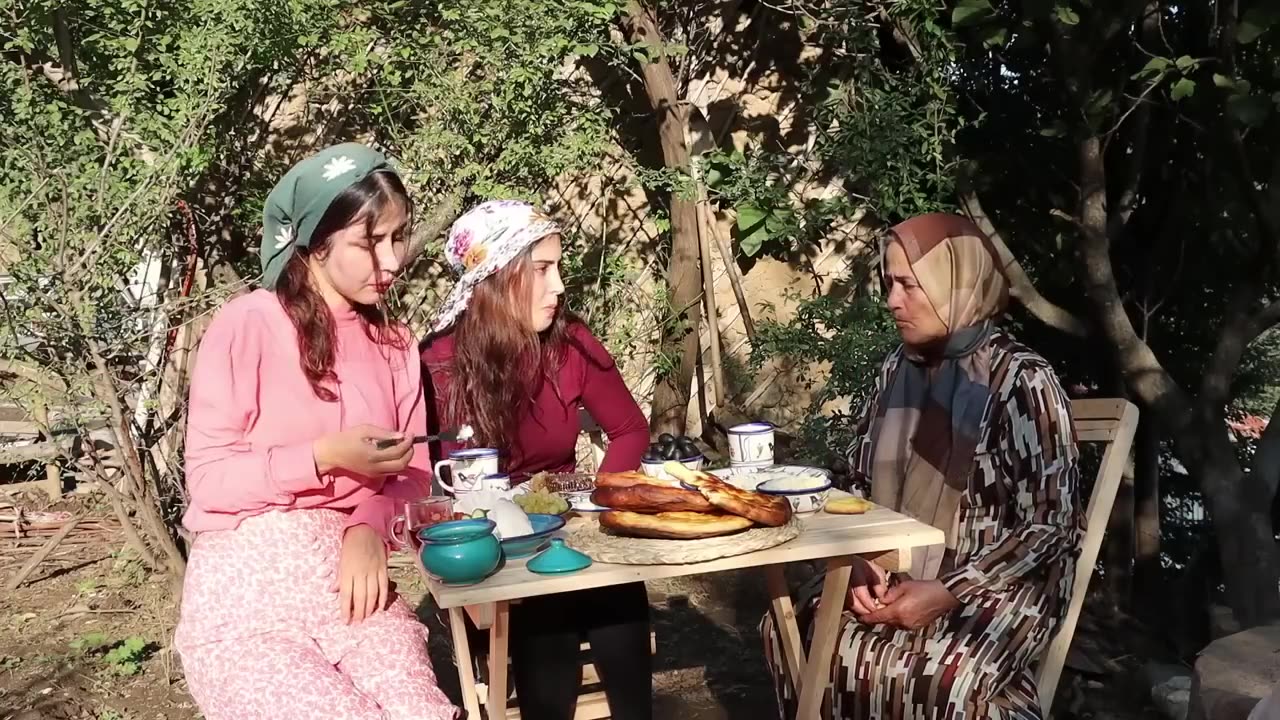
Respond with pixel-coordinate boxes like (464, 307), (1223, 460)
(514, 489), (569, 515)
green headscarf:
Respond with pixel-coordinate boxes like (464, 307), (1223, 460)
(260, 143), (396, 288)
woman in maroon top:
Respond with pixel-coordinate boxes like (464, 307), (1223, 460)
(421, 200), (652, 720)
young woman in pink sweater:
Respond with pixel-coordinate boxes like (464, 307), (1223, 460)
(175, 144), (456, 720)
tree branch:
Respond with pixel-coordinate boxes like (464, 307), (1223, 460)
(1106, 98), (1151, 240)
(1072, 135), (1195, 433)
(960, 192), (1089, 336)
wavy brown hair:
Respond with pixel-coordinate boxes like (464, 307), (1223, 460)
(274, 170), (413, 401)
(439, 246), (577, 447)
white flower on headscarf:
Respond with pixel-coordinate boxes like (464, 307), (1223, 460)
(322, 155), (357, 181)
(273, 225), (295, 250)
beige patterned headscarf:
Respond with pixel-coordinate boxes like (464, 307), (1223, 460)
(867, 213), (1009, 579)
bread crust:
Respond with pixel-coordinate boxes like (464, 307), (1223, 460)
(599, 510), (753, 539)
(591, 485), (715, 513)
(663, 462), (792, 527)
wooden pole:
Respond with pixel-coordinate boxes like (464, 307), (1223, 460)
(691, 154), (726, 410)
(702, 203), (757, 342)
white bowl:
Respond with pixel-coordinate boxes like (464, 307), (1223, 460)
(756, 475), (834, 514)
(641, 454), (704, 481)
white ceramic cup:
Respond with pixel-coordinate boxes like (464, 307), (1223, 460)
(433, 448), (500, 494)
(474, 473), (513, 493)
(727, 422), (775, 467)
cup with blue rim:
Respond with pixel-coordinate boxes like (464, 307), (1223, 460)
(433, 448), (500, 495)
(727, 422), (775, 470)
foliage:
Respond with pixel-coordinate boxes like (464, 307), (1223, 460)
(71, 633), (150, 676)
(0, 0), (623, 581)
(749, 292), (898, 463)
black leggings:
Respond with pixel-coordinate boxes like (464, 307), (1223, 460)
(507, 582), (652, 720)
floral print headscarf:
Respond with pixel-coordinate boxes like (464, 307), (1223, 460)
(430, 200), (561, 333)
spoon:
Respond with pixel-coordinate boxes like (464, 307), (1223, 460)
(374, 424), (474, 449)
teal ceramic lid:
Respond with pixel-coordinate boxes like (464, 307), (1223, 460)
(527, 539), (592, 575)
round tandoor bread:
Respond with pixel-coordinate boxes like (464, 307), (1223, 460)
(599, 510), (754, 540)
(662, 462), (792, 527)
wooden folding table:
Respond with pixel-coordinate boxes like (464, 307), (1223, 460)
(417, 497), (944, 719)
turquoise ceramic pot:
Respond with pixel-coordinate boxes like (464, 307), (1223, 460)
(418, 519), (501, 585)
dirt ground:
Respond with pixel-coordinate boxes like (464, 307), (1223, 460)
(0, 493), (1164, 720)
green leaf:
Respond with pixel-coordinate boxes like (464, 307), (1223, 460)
(1170, 77), (1196, 101)
(1055, 5), (1080, 25)
(572, 43), (599, 57)
(1175, 55), (1197, 71)
(736, 202), (770, 257)
(952, 3), (993, 28)
(979, 26), (1008, 48)
(1228, 94), (1271, 127)
(704, 165), (724, 189)
(1134, 56), (1171, 78)
(1236, 7), (1280, 44)
(122, 37), (139, 52)
(1039, 119), (1068, 137)
(1213, 73), (1236, 89)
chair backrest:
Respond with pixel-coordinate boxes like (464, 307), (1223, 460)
(1034, 398), (1140, 710)
(577, 408), (608, 472)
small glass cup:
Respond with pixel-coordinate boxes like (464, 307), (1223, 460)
(391, 496), (455, 549)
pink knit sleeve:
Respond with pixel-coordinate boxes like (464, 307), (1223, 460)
(344, 336), (433, 544)
(184, 305), (326, 517)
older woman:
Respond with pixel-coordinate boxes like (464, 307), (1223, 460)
(763, 213), (1082, 719)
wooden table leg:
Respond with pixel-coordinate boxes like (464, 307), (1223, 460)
(487, 601), (511, 719)
(765, 565), (807, 696)
(449, 607), (483, 719)
(795, 556), (854, 720)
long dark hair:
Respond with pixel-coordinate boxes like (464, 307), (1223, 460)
(439, 245), (577, 447)
(275, 170), (413, 401)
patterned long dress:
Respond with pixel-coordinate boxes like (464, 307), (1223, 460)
(762, 330), (1082, 719)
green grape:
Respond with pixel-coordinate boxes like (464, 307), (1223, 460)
(515, 489), (568, 515)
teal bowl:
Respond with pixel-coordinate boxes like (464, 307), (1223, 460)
(418, 519), (502, 586)
(500, 513), (567, 558)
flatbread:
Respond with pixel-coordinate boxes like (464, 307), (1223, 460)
(596, 471), (667, 489)
(663, 462), (792, 527)
(825, 497), (873, 515)
(599, 510), (754, 540)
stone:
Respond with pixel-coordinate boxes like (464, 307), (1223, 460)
(1189, 624), (1280, 720)
(1210, 605), (1243, 640)
(1153, 675), (1193, 720)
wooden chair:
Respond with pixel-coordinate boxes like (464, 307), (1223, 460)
(577, 407), (607, 472)
(1033, 398), (1140, 711)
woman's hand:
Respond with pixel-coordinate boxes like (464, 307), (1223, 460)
(845, 557), (890, 616)
(861, 580), (960, 631)
(335, 524), (389, 624)
(313, 424), (414, 478)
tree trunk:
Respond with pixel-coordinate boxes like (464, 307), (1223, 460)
(1194, 425), (1280, 627)
(1069, 135), (1280, 627)
(1104, 448), (1135, 611)
(1132, 413), (1162, 608)
(622, 2), (703, 435)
